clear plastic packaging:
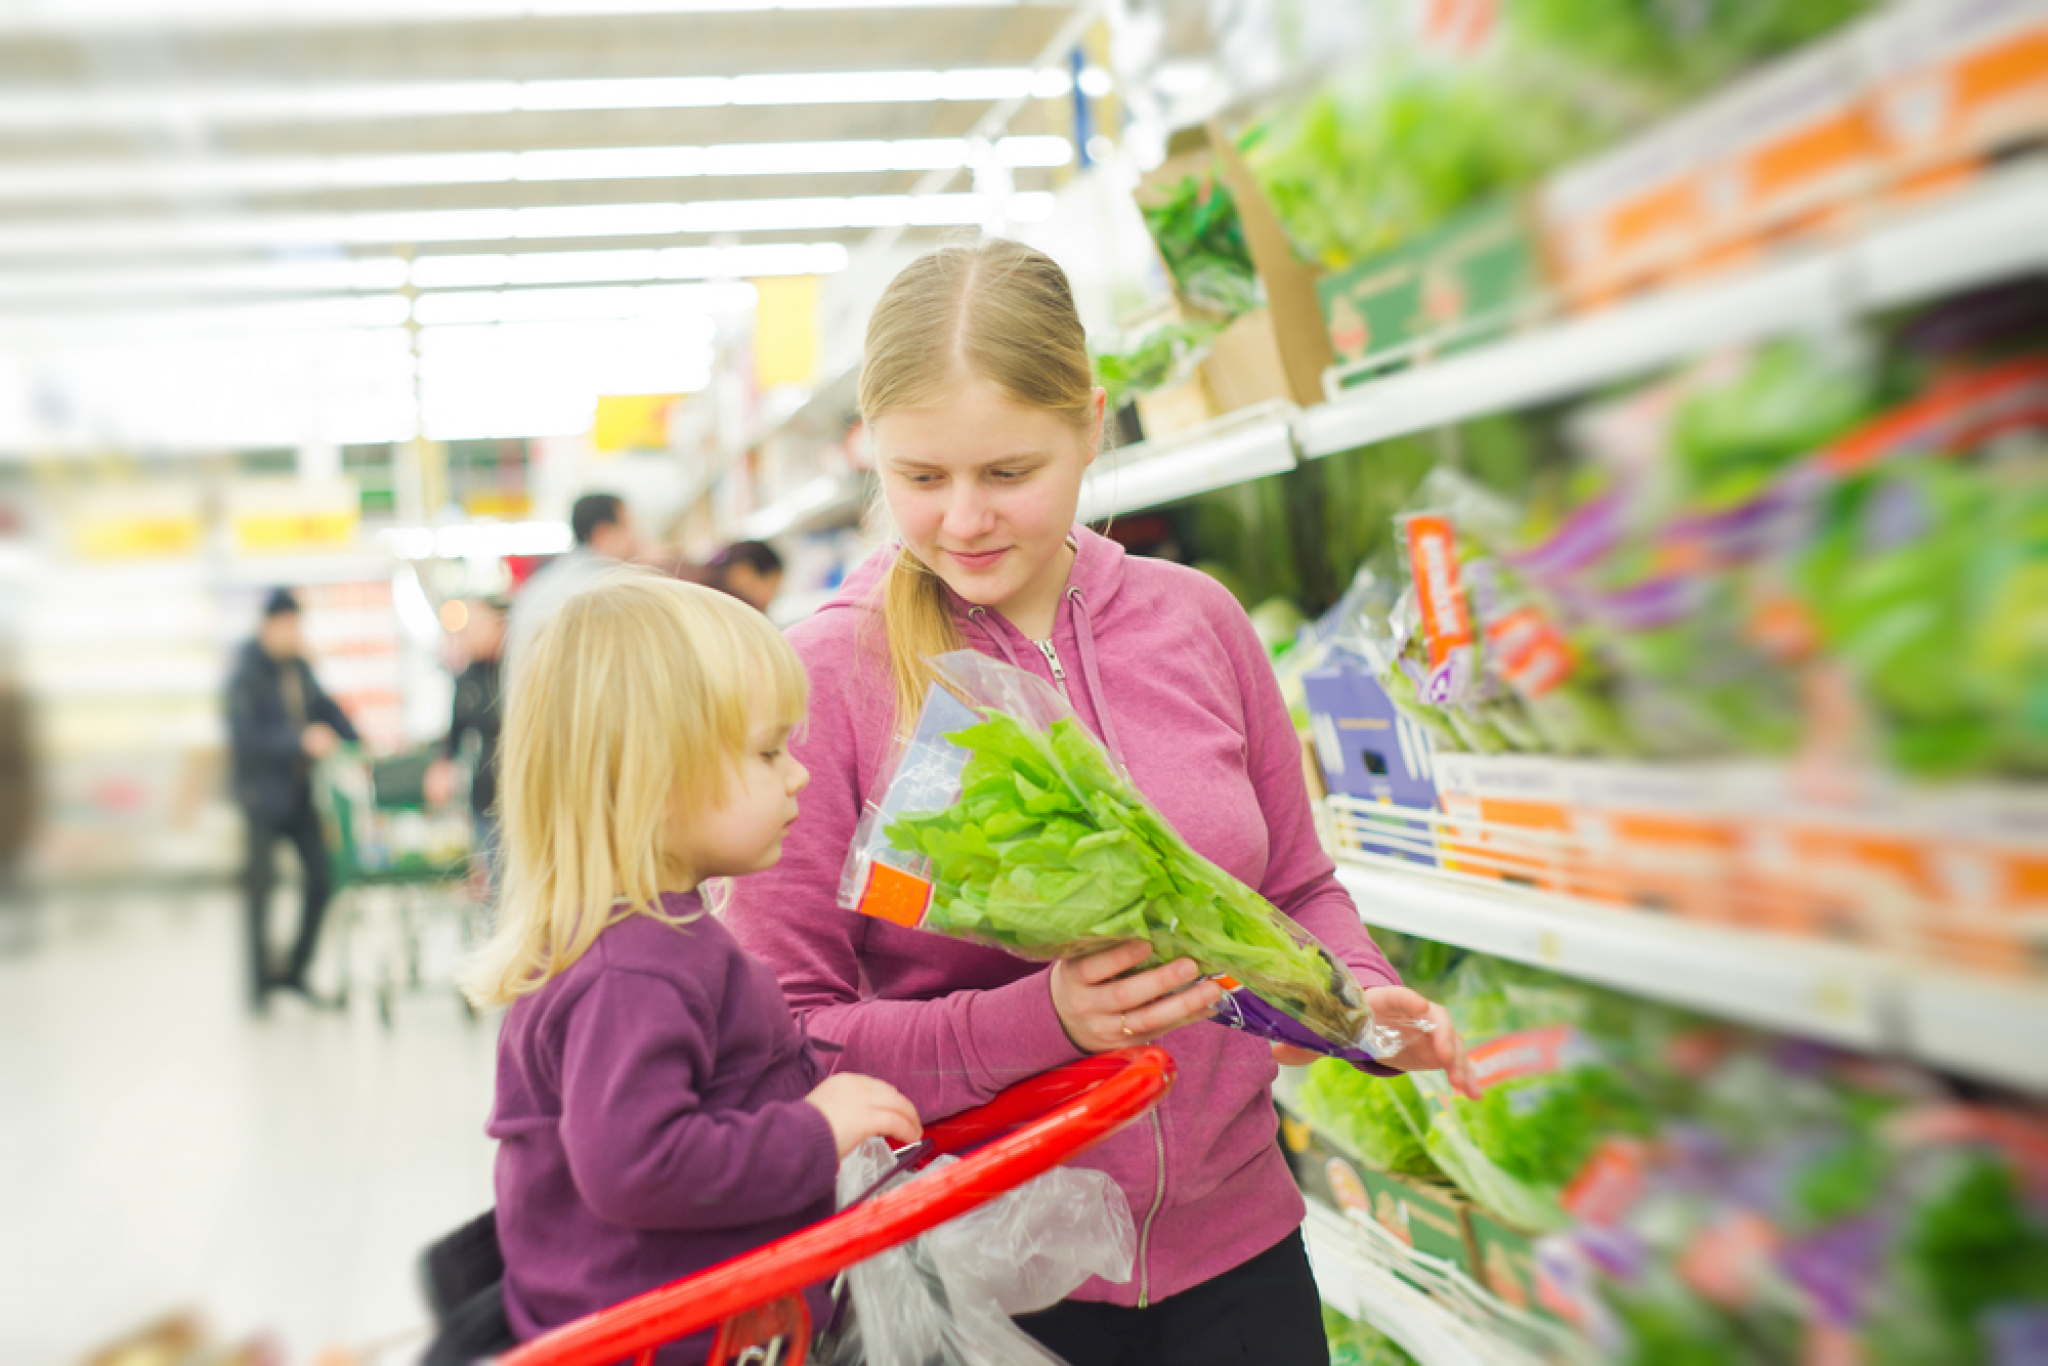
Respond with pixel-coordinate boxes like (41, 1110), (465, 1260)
(839, 649), (1433, 1067)
(816, 1138), (1137, 1366)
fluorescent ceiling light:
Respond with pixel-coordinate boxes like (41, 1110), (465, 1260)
(409, 241), (847, 288)
(0, 134), (1072, 201)
(0, 195), (1053, 255)
(0, 256), (409, 301)
(412, 284), (736, 326)
(0, 68), (1074, 130)
(0, 0), (1027, 32)
(0, 240), (850, 305)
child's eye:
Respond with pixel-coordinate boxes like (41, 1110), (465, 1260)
(760, 747), (784, 762)
(990, 468), (1026, 482)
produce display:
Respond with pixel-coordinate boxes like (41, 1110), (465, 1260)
(1286, 949), (2048, 1366)
(1325, 320), (2048, 777)
(1136, 167), (1262, 321)
(1240, 0), (1875, 276)
(1093, 315), (1226, 416)
(839, 650), (1430, 1065)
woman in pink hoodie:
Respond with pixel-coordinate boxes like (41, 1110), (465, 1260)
(726, 240), (1475, 1366)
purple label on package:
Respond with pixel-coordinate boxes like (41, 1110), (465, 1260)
(1209, 981), (1391, 1071)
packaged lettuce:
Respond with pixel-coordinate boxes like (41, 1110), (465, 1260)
(1297, 1058), (1443, 1179)
(1404, 961), (1656, 1232)
(839, 650), (1432, 1067)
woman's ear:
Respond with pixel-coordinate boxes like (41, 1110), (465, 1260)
(1084, 385), (1108, 469)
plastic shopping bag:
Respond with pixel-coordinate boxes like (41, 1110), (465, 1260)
(838, 649), (1432, 1067)
(815, 1138), (1137, 1366)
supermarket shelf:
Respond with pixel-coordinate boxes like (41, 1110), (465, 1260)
(1297, 164), (2048, 460)
(1077, 401), (1297, 522)
(1335, 858), (2048, 1092)
(1302, 1201), (1559, 1366)
(1333, 859), (1895, 1052)
(1899, 973), (2048, 1096)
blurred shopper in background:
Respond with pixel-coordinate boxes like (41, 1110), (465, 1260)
(0, 647), (35, 954)
(505, 492), (643, 667)
(227, 588), (359, 1012)
(686, 539), (785, 614)
(426, 596), (509, 891)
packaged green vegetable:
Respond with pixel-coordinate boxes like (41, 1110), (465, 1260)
(1404, 960), (1656, 1232)
(1297, 1058), (1443, 1179)
(839, 650), (1433, 1066)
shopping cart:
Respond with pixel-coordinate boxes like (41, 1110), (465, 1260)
(316, 747), (482, 1026)
(497, 1044), (1177, 1366)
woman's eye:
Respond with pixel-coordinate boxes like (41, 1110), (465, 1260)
(760, 748), (783, 762)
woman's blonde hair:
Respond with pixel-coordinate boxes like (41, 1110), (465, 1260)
(463, 569), (807, 1008)
(860, 238), (1098, 723)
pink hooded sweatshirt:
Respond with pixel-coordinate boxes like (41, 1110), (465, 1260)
(725, 526), (1399, 1307)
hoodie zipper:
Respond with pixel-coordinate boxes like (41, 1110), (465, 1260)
(1038, 623), (1160, 1300)
(1136, 1112), (1166, 1307)
(1035, 638), (1072, 704)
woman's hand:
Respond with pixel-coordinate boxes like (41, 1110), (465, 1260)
(1050, 940), (1221, 1054)
(1269, 987), (1477, 1099)
(1362, 985), (1480, 1099)
(806, 1073), (923, 1159)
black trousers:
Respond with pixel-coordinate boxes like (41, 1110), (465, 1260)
(243, 791), (332, 1003)
(1015, 1229), (1330, 1366)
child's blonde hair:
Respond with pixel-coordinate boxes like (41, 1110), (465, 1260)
(859, 238), (1098, 723)
(463, 569), (807, 1008)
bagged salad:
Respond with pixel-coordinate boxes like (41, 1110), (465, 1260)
(839, 650), (1432, 1067)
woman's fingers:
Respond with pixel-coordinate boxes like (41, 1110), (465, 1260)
(1099, 957), (1202, 1014)
(1116, 976), (1220, 1037)
(1067, 939), (1156, 987)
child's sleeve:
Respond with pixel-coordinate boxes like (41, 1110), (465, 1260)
(553, 968), (840, 1232)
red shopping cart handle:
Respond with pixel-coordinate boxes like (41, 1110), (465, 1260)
(497, 1044), (1176, 1366)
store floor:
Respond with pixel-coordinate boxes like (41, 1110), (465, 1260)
(0, 889), (496, 1366)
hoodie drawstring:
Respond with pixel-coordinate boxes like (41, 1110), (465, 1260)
(1064, 587), (1129, 772)
(965, 606), (1028, 671)
(967, 594), (1126, 771)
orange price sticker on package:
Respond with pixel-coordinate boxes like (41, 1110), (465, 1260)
(856, 861), (934, 929)
(1405, 514), (1478, 706)
(1467, 1024), (1579, 1088)
(1485, 606), (1574, 698)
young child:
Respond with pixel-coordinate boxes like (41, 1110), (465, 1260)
(465, 570), (921, 1362)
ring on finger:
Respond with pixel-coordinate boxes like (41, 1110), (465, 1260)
(1119, 1014), (1134, 1037)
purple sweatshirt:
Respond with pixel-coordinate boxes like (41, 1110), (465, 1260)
(489, 894), (839, 1363)
(726, 527), (1399, 1308)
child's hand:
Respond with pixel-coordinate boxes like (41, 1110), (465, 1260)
(806, 1073), (922, 1159)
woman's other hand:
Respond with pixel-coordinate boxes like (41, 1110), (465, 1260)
(1050, 940), (1221, 1053)
(1362, 985), (1480, 1099)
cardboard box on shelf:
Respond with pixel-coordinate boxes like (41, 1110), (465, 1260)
(1465, 1205), (1571, 1327)
(1317, 199), (1547, 386)
(1131, 371), (1220, 443)
(1135, 123), (1334, 411)
(1277, 1107), (1481, 1281)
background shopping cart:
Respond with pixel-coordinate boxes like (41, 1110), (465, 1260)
(317, 746), (484, 1027)
(490, 1045), (1176, 1366)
